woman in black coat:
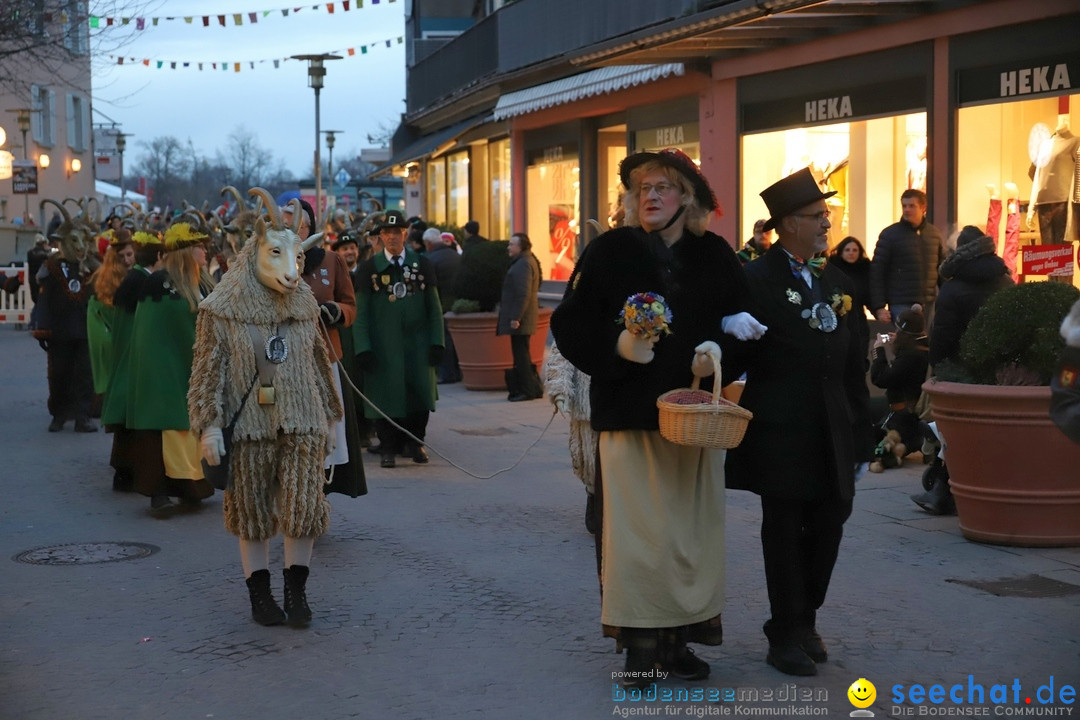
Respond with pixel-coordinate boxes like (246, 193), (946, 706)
(828, 236), (871, 366)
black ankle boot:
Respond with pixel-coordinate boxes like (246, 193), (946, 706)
(245, 569), (285, 626)
(660, 628), (710, 680)
(283, 565), (312, 628)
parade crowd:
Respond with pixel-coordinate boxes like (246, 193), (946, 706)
(20, 159), (1080, 685)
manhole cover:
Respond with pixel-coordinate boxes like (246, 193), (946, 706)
(947, 574), (1080, 598)
(14, 542), (160, 566)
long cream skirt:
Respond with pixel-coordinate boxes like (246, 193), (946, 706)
(599, 430), (726, 629)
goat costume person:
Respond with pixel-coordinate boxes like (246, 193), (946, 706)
(188, 190), (342, 628)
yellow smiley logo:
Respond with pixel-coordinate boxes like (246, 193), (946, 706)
(847, 678), (876, 709)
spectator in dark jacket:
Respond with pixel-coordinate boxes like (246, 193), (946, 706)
(870, 189), (945, 328)
(870, 304), (929, 457)
(829, 236), (872, 367)
(929, 226), (1012, 369)
(424, 228), (463, 384)
(497, 232), (543, 401)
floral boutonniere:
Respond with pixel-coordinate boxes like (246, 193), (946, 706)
(800, 290), (852, 333)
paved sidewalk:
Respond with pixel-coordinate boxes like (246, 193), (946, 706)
(1, 324), (1077, 720)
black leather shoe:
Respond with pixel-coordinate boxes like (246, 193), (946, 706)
(766, 644), (817, 676)
(380, 453), (395, 468)
(664, 646), (710, 680)
(149, 495), (177, 517)
(74, 419), (98, 433)
(48, 418), (64, 432)
(412, 445), (429, 464)
(801, 630), (828, 663)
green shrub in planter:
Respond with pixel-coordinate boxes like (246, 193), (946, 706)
(452, 239), (509, 312)
(956, 281), (1079, 385)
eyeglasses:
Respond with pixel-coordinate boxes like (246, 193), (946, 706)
(793, 210), (831, 222)
(639, 182), (678, 197)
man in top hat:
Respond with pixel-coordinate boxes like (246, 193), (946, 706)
(353, 210), (445, 468)
(725, 167), (872, 676)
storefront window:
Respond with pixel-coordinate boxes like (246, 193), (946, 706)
(741, 113), (926, 257)
(526, 144), (579, 280)
(957, 95), (1078, 285)
(598, 126), (627, 232)
(426, 157), (446, 223)
(447, 150), (470, 228)
(489, 138), (512, 240)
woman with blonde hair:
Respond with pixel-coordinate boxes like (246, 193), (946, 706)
(127, 222), (216, 515)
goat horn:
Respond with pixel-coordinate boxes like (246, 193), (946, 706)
(248, 188), (282, 230)
(302, 231), (324, 252)
(40, 198), (72, 227)
(84, 196), (102, 223)
(221, 186), (248, 214)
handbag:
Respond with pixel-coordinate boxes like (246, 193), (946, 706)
(201, 372), (258, 491)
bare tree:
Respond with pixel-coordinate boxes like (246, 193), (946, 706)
(216, 125), (278, 189)
(0, 1), (158, 97)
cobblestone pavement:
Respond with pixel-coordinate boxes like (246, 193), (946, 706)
(1, 325), (1078, 720)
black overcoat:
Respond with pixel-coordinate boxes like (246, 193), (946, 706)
(725, 245), (872, 501)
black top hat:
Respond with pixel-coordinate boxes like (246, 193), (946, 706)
(619, 148), (719, 213)
(759, 167), (837, 231)
(331, 232), (358, 251)
(374, 210), (407, 232)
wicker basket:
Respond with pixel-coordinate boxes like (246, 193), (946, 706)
(657, 350), (753, 449)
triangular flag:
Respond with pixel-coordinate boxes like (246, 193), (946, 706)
(170, 62), (176, 69)
(248, 12), (257, 23)
(121, 17), (130, 25)
(273, 59), (280, 68)
(233, 14), (242, 25)
(396, 36), (402, 43)
(198, 63), (203, 70)
(117, 56), (123, 64)
(385, 39), (391, 47)
(152, 18), (160, 26)
(234, 63), (241, 73)
(89, 16), (99, 28)
(156, 61), (163, 68)
(343, 1), (350, 9)
(202, 16), (209, 26)
(281, 9), (289, 16)
(249, 62), (255, 69)
(347, 48), (355, 56)
(217, 15), (226, 26)
(106, 17), (113, 25)
(142, 58), (150, 66)
(327, 3), (335, 13)
(183, 62), (190, 68)
(212, 62), (217, 69)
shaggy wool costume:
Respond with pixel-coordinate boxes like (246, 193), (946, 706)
(188, 237), (342, 541)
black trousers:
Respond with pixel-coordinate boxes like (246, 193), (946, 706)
(760, 492), (853, 646)
(375, 412), (429, 454)
(46, 338), (93, 422)
(509, 334), (542, 398)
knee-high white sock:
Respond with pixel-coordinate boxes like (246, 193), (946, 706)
(283, 536), (314, 568)
(239, 538), (270, 578)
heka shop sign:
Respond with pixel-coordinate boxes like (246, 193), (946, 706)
(958, 53), (1079, 105)
(741, 77), (925, 132)
(1022, 244), (1074, 276)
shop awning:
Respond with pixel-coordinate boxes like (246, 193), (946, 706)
(374, 115), (489, 177)
(493, 63), (685, 120)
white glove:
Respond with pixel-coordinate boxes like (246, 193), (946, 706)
(552, 395), (569, 415)
(691, 341), (720, 378)
(721, 312), (768, 341)
(616, 329), (657, 364)
(1062, 298), (1080, 348)
(201, 427), (225, 467)
(325, 427), (337, 458)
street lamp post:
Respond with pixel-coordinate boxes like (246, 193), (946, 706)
(113, 132), (131, 203)
(6, 108), (34, 222)
(322, 129), (343, 211)
(292, 54), (341, 224)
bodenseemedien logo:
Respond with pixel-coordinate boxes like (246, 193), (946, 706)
(849, 678), (877, 717)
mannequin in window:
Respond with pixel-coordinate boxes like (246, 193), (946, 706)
(987, 183), (1021, 283)
(1027, 116), (1079, 245)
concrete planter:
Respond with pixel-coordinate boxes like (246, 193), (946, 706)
(445, 307), (552, 391)
(923, 378), (1080, 547)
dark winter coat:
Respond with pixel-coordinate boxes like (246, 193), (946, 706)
(724, 245), (872, 501)
(870, 218), (945, 312)
(426, 244), (461, 309)
(929, 240), (1012, 367)
(870, 339), (929, 405)
(1051, 344), (1080, 445)
(832, 256), (871, 362)
(551, 226), (749, 431)
(497, 250), (541, 336)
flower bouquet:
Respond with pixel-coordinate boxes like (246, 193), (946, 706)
(618, 292), (673, 339)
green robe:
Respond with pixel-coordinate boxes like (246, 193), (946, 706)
(101, 266), (150, 427)
(87, 296), (120, 395)
(353, 249), (444, 419)
(127, 271), (198, 430)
